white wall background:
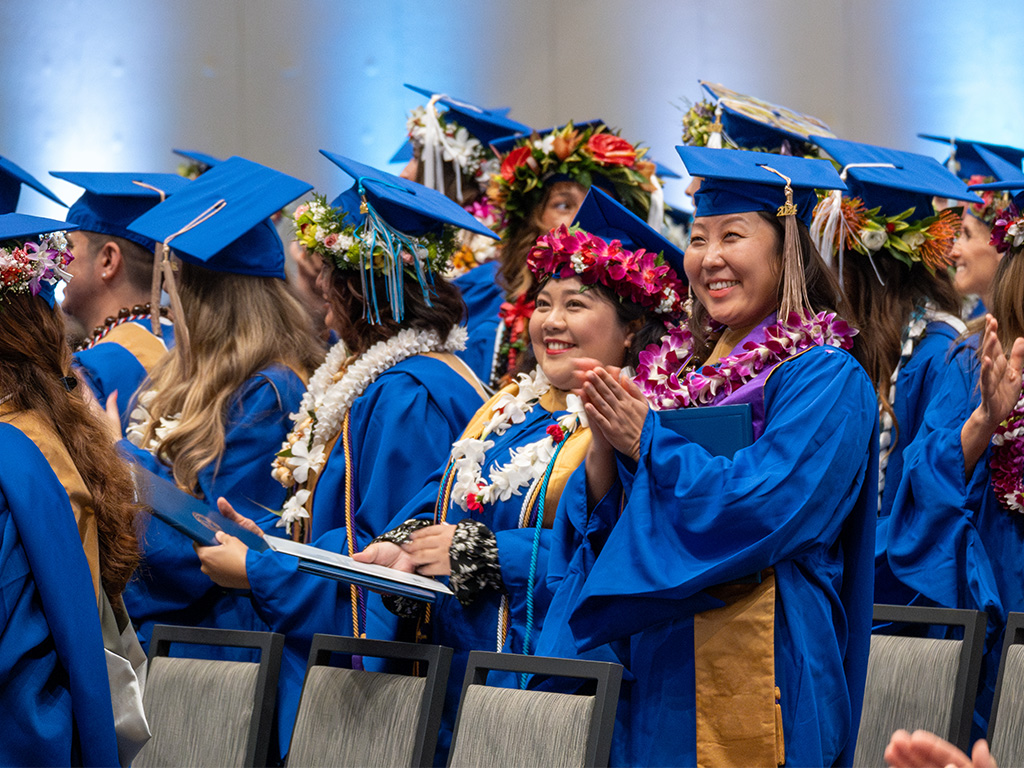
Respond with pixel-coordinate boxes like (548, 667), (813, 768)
(3, 0), (1022, 215)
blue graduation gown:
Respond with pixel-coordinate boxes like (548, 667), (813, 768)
(121, 364), (305, 657)
(875, 320), (959, 605)
(540, 346), (877, 767)
(453, 260), (504, 383)
(73, 317), (175, 432)
(243, 355), (485, 754)
(0, 424), (119, 767)
(888, 338), (1024, 735)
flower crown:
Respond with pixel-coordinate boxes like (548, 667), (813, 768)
(487, 122), (657, 237)
(0, 231), (74, 302)
(527, 224), (686, 317)
(965, 175), (1015, 227)
(406, 105), (499, 190)
(680, 98), (823, 157)
(811, 192), (962, 273)
(991, 202), (1024, 255)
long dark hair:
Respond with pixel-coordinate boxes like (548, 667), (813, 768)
(0, 293), (140, 602)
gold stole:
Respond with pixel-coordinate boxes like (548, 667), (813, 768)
(0, 404), (102, 608)
(97, 321), (170, 373)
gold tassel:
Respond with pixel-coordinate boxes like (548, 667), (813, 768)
(760, 165), (810, 322)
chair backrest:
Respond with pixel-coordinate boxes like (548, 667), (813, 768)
(286, 634), (452, 768)
(133, 625), (283, 768)
(447, 651), (622, 768)
(853, 604), (986, 767)
(989, 612), (1024, 767)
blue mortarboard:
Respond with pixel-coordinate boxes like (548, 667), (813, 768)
(677, 146), (845, 226)
(698, 81), (835, 152)
(129, 156), (312, 279)
(51, 171), (190, 251)
(810, 136), (981, 219)
(0, 213), (78, 308)
(320, 150), (499, 241)
(918, 134), (1024, 180)
(970, 146), (1024, 187)
(573, 187), (686, 281)
(390, 85), (530, 163)
(968, 177), (1024, 213)
(0, 156), (65, 213)
(653, 160), (681, 180)
(172, 148), (222, 170)
(491, 119), (605, 155)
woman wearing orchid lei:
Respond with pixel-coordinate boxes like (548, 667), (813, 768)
(536, 148), (879, 768)
(807, 138), (980, 613)
(195, 160), (490, 758)
(887, 186), (1024, 738)
(353, 187), (685, 763)
(0, 216), (141, 765)
(461, 119), (661, 387)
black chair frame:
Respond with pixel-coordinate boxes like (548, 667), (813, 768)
(449, 650), (623, 768)
(872, 604), (986, 751)
(148, 624), (284, 768)
(299, 633), (453, 768)
(988, 610), (1024, 743)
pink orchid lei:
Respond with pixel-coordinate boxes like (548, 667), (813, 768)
(635, 311), (858, 410)
(0, 232), (74, 299)
(527, 224), (686, 317)
(990, 202), (1024, 255)
(990, 381), (1024, 513)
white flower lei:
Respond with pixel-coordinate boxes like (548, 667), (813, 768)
(448, 368), (588, 513)
(272, 325), (467, 530)
(125, 390), (182, 461)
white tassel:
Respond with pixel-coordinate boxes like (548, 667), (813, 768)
(706, 103), (724, 149)
(648, 174), (665, 232)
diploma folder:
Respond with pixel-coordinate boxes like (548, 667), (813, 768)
(131, 465), (269, 552)
(266, 537), (454, 603)
(655, 402), (754, 458)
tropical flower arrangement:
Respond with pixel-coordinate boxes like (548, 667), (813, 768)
(292, 194), (457, 275)
(680, 98), (823, 157)
(406, 105), (499, 190)
(527, 224), (687, 317)
(990, 202), (1024, 255)
(634, 311), (857, 410)
(487, 122), (657, 237)
(447, 196), (507, 277)
(0, 231), (73, 301)
(811, 192), (962, 272)
(965, 175), (1014, 227)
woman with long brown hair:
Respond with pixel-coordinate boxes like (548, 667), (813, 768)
(116, 158), (323, 657)
(0, 214), (138, 765)
(888, 182), (1024, 737)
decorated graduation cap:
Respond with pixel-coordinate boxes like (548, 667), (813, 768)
(958, 147), (1024, 225)
(294, 151), (498, 324)
(173, 148), (222, 179)
(51, 171), (190, 251)
(677, 145), (846, 319)
(809, 136), (980, 274)
(527, 187), (688, 318)
(918, 134), (1024, 181)
(0, 213), (76, 309)
(490, 119), (662, 236)
(967, 178), (1024, 255)
(394, 84), (530, 202)
(681, 81), (835, 155)
(0, 156), (65, 213)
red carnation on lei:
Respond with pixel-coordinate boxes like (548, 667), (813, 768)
(466, 491), (484, 513)
(546, 424), (566, 443)
(500, 146), (536, 182)
(583, 133), (637, 167)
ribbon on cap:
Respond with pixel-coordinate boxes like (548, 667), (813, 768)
(809, 162), (896, 289)
(132, 180), (171, 338)
(355, 177), (435, 325)
(758, 165), (797, 218)
(419, 92), (479, 204)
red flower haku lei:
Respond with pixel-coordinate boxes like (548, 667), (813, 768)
(990, 379), (1024, 513)
(635, 312), (858, 410)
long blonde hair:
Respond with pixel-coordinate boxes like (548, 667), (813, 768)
(137, 262), (323, 493)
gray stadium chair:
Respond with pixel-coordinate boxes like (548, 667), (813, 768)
(286, 634), (452, 768)
(988, 611), (1024, 767)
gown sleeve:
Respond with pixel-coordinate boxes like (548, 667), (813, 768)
(568, 346), (877, 649)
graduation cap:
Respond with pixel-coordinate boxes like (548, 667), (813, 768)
(0, 213), (77, 308)
(128, 156), (312, 279)
(573, 187), (685, 278)
(676, 146), (846, 226)
(320, 150), (499, 241)
(918, 134), (1024, 180)
(172, 148), (222, 179)
(0, 156), (65, 213)
(810, 136), (981, 220)
(51, 171), (190, 251)
(490, 119), (606, 155)
(695, 81), (835, 152)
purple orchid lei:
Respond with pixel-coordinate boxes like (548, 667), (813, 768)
(990, 382), (1024, 513)
(0, 232), (74, 299)
(635, 311), (858, 410)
